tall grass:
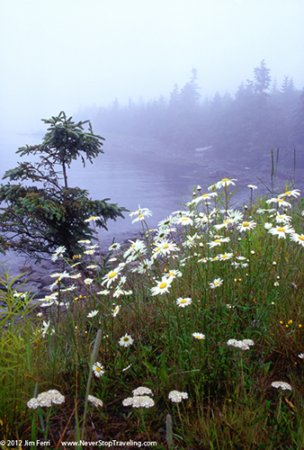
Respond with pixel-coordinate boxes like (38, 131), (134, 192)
(0, 179), (304, 449)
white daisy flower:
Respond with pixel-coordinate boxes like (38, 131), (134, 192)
(176, 297), (192, 308)
(209, 178), (237, 190)
(275, 214), (292, 224)
(102, 266), (123, 287)
(86, 265), (99, 270)
(119, 334), (134, 348)
(51, 245), (66, 262)
(151, 277), (173, 296)
(177, 215), (194, 226)
(291, 233), (304, 247)
(92, 362), (105, 378)
(278, 189), (300, 198)
(192, 332), (205, 340)
(130, 206), (152, 224)
(209, 278), (223, 289)
(266, 198), (292, 208)
(123, 239), (146, 260)
(208, 237), (230, 248)
(97, 289), (110, 295)
(269, 225), (295, 239)
(112, 304), (121, 317)
(108, 242), (121, 252)
(87, 310), (98, 318)
(238, 221), (256, 232)
(153, 240), (179, 258)
(164, 269), (183, 281)
(70, 273), (82, 279)
(41, 320), (55, 338)
(217, 252), (233, 261)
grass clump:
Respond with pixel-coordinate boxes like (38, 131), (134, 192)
(0, 179), (304, 449)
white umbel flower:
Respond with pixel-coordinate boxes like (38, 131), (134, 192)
(227, 338), (254, 351)
(168, 390), (188, 403)
(132, 386), (153, 396)
(271, 381), (292, 391)
(27, 389), (65, 409)
(88, 395), (103, 408)
(122, 395), (155, 408)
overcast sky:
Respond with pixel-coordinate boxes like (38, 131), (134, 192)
(1, 0), (303, 133)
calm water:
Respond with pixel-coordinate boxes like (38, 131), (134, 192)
(1, 131), (302, 252)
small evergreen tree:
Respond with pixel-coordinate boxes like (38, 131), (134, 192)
(0, 112), (126, 259)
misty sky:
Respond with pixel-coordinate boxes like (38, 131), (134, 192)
(1, 0), (303, 133)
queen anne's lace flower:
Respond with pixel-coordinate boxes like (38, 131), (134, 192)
(27, 389), (65, 409)
(271, 381), (292, 391)
(123, 395), (155, 408)
(88, 395), (103, 408)
(227, 338), (254, 351)
(132, 386), (153, 396)
(168, 390), (188, 403)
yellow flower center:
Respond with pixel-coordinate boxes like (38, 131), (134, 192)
(242, 221), (250, 227)
(159, 282), (168, 289)
(221, 178), (229, 183)
(163, 243), (169, 249)
(123, 337), (129, 342)
(180, 299), (187, 304)
(284, 191), (291, 196)
(108, 271), (117, 279)
(214, 239), (221, 243)
(96, 367), (102, 372)
(299, 235), (304, 241)
(277, 227), (285, 233)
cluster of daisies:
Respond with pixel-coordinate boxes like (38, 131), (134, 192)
(27, 177), (303, 412)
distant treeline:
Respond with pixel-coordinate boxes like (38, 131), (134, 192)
(87, 61), (304, 156)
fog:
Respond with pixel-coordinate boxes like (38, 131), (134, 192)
(0, 0), (303, 133)
(0, 0), (304, 257)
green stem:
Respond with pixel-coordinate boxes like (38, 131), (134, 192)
(81, 329), (102, 439)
